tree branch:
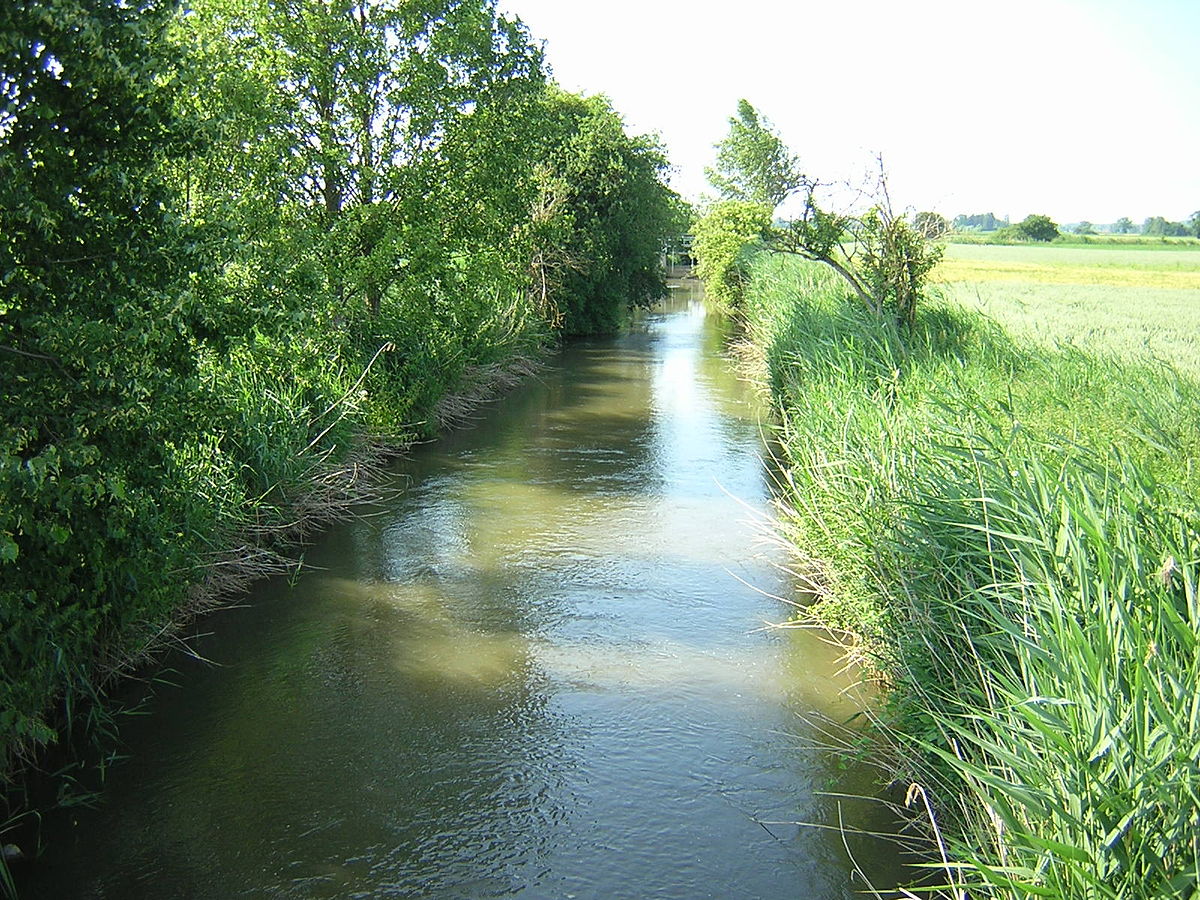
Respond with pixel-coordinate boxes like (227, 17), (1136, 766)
(0, 344), (60, 364)
(775, 245), (881, 316)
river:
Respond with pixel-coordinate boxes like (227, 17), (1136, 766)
(21, 283), (904, 898)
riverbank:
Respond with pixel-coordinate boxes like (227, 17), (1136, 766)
(740, 252), (1200, 897)
(3, 14), (684, 879)
(1, 313), (550, 881)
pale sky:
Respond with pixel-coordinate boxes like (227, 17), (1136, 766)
(498, 0), (1200, 225)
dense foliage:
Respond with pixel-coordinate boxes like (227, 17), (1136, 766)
(912, 210), (949, 238)
(1013, 212), (1060, 242)
(0, 0), (680, 837)
(1143, 214), (1196, 237)
(2, 0), (210, 761)
(689, 200), (772, 312)
(525, 89), (684, 335)
(704, 99), (803, 208)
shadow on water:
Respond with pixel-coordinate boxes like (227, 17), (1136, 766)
(19, 286), (914, 899)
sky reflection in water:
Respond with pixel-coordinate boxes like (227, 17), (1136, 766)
(23, 287), (905, 899)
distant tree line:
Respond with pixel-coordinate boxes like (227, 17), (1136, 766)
(953, 212), (1010, 231)
(949, 213), (1061, 242)
(1141, 214), (1200, 237)
(954, 211), (1200, 238)
(1078, 214), (1200, 237)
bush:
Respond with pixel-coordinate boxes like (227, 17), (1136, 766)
(1016, 213), (1060, 242)
(691, 200), (773, 312)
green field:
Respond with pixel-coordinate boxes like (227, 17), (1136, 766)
(936, 243), (1200, 374)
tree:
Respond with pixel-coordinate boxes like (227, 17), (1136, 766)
(914, 211), (949, 239)
(765, 155), (942, 329)
(1143, 216), (1188, 237)
(1073, 221), (1096, 235)
(1015, 214), (1059, 242)
(699, 103), (942, 327)
(1, 0), (209, 768)
(1188, 211), (1200, 238)
(527, 89), (684, 334)
(706, 99), (804, 209)
(953, 212), (1003, 232)
(692, 201), (774, 311)
(1113, 216), (1135, 234)
(175, 0), (544, 316)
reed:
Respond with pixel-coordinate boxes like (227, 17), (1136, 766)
(743, 254), (1200, 897)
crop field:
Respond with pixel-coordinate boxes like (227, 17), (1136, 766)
(945, 232), (1200, 250)
(935, 243), (1200, 374)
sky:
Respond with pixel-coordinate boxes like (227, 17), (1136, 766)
(497, 0), (1200, 225)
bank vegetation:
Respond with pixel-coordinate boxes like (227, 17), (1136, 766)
(0, 0), (681, 868)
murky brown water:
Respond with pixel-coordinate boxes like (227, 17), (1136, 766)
(21, 285), (906, 898)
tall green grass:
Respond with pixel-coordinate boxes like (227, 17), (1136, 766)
(743, 254), (1200, 898)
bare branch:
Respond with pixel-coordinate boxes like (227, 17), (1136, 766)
(1, 344), (60, 363)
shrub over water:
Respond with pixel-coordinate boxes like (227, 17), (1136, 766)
(691, 200), (774, 313)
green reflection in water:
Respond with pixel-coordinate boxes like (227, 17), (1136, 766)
(19, 288), (908, 900)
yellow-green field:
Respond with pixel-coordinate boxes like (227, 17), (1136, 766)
(935, 243), (1200, 374)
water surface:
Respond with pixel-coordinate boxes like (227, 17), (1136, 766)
(24, 285), (903, 898)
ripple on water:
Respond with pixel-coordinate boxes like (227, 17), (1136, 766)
(17, 294), (905, 900)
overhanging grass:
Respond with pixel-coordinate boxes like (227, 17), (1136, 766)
(743, 253), (1200, 898)
(0, 284), (550, 851)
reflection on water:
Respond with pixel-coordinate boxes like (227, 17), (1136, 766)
(22, 285), (905, 899)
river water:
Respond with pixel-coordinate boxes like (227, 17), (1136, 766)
(22, 284), (904, 898)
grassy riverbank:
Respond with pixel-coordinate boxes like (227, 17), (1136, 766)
(0, 302), (549, 832)
(743, 253), (1200, 897)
